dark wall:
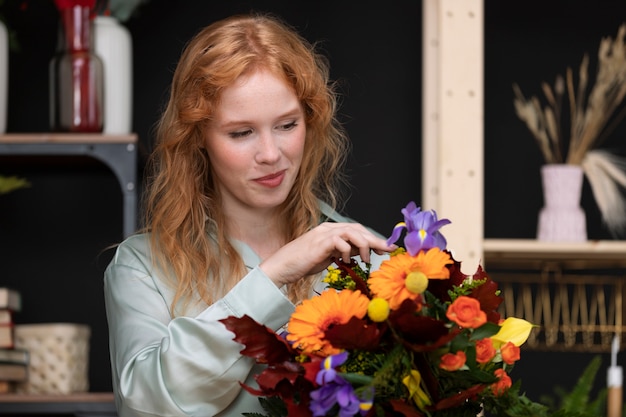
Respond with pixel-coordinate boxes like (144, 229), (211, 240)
(485, 0), (626, 240)
(0, 0), (422, 393)
(0, 0), (624, 404)
(484, 0), (626, 403)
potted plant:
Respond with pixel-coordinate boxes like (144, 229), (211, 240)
(513, 23), (626, 241)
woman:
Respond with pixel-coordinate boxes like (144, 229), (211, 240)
(104, 13), (394, 417)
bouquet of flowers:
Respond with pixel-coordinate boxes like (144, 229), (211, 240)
(221, 202), (553, 417)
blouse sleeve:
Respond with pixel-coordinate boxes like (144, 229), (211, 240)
(104, 235), (295, 417)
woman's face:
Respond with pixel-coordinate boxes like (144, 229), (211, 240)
(204, 68), (306, 215)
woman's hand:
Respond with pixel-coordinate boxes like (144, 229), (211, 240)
(259, 222), (396, 287)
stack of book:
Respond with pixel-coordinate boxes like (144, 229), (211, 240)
(0, 287), (28, 393)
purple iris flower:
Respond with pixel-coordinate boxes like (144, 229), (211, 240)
(335, 384), (364, 417)
(316, 351), (349, 385)
(310, 377), (370, 417)
(310, 382), (340, 416)
(387, 201), (451, 256)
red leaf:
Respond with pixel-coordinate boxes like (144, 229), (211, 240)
(256, 365), (303, 391)
(335, 258), (370, 296)
(220, 315), (295, 364)
(427, 254), (465, 302)
(244, 367), (315, 403)
(390, 399), (426, 416)
(446, 256), (468, 286)
(429, 384), (486, 410)
(240, 382), (265, 396)
(286, 401), (314, 417)
(468, 266), (503, 323)
(302, 356), (323, 384)
(324, 316), (383, 350)
(389, 301), (449, 346)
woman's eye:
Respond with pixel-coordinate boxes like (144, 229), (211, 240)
(278, 121), (298, 131)
(229, 129), (252, 139)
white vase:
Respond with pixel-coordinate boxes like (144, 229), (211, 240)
(537, 164), (587, 242)
(94, 16), (133, 134)
(0, 20), (8, 134)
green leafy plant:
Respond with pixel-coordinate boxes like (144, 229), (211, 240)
(538, 355), (607, 417)
(0, 175), (30, 195)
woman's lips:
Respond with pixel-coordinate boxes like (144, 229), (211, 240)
(254, 170), (286, 188)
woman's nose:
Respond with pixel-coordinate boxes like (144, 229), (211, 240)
(255, 132), (281, 164)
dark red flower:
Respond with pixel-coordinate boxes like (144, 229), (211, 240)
(324, 316), (385, 351)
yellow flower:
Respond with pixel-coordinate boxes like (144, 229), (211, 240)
(402, 369), (432, 410)
(491, 317), (535, 348)
(359, 398), (374, 413)
(405, 271), (428, 294)
(390, 247), (406, 257)
(323, 267), (342, 284)
(367, 298), (390, 322)
(286, 289), (369, 356)
(368, 248), (452, 309)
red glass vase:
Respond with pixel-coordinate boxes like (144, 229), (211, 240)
(50, 3), (103, 132)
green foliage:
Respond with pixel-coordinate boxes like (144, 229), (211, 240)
(0, 175), (30, 195)
(243, 396), (287, 417)
(539, 355), (607, 417)
(243, 355), (612, 417)
(480, 356), (608, 417)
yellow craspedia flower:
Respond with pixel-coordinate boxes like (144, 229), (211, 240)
(491, 317), (535, 348)
(405, 271), (428, 294)
(367, 298), (390, 322)
(369, 248), (452, 309)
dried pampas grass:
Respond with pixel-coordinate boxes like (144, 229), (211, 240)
(582, 150), (626, 237)
(513, 23), (626, 236)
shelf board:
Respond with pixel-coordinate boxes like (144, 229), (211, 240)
(483, 238), (626, 259)
(483, 238), (626, 269)
(0, 133), (137, 144)
(0, 132), (139, 237)
(0, 392), (116, 414)
(0, 392), (114, 402)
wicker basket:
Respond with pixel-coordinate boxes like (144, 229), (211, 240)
(13, 323), (91, 394)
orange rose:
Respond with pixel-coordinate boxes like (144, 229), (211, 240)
(500, 341), (521, 365)
(475, 338), (496, 364)
(446, 296), (487, 329)
(439, 351), (466, 371)
(491, 368), (512, 396)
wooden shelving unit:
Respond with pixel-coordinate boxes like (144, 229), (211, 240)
(482, 238), (626, 352)
(0, 133), (137, 416)
(0, 133), (139, 237)
(483, 238), (626, 269)
(0, 392), (116, 416)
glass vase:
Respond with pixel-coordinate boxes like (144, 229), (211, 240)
(50, 4), (104, 133)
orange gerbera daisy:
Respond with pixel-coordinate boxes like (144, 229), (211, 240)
(368, 248), (452, 310)
(286, 289), (370, 356)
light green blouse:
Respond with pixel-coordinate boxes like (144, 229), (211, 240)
(104, 202), (387, 416)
